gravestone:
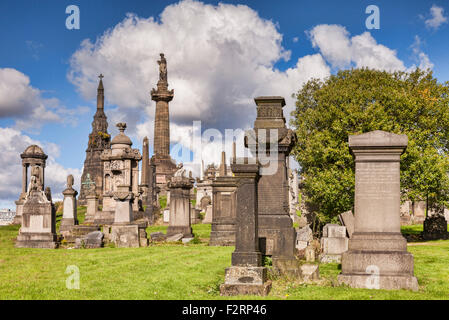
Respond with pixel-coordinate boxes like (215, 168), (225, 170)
(109, 184), (147, 247)
(14, 145), (48, 225)
(83, 174), (97, 224)
(202, 204), (213, 224)
(166, 165), (194, 238)
(245, 96), (298, 275)
(320, 224), (348, 263)
(101, 123), (142, 220)
(296, 225), (312, 251)
(422, 206), (449, 240)
(60, 174), (78, 232)
(338, 131), (418, 291)
(209, 175), (237, 246)
(75, 231), (104, 249)
(16, 165), (58, 249)
(338, 210), (354, 238)
(220, 159), (271, 296)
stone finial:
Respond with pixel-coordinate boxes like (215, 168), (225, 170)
(116, 123), (127, 133)
(67, 174), (74, 189)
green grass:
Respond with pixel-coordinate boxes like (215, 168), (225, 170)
(1, 223), (449, 299)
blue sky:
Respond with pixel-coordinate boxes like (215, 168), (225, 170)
(0, 0), (448, 207)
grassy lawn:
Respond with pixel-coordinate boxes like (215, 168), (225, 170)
(1, 223), (449, 299)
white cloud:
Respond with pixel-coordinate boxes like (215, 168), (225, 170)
(424, 5), (448, 30)
(0, 68), (86, 132)
(0, 127), (81, 207)
(410, 35), (434, 70)
(68, 0), (330, 168)
(308, 24), (406, 72)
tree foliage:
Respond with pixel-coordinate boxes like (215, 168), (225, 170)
(291, 68), (449, 223)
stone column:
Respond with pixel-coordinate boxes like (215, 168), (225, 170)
(220, 158), (271, 296)
(338, 130), (418, 291)
(246, 96), (298, 274)
(166, 176), (193, 238)
(60, 185), (78, 232)
(85, 193), (98, 224)
(22, 164), (27, 194)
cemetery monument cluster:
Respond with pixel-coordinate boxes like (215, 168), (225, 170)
(10, 51), (430, 294)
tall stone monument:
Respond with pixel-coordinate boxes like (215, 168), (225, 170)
(338, 130), (418, 291)
(139, 136), (155, 222)
(100, 123), (142, 223)
(220, 158), (271, 296)
(245, 96), (298, 274)
(60, 174), (78, 232)
(16, 159), (58, 249)
(79, 74), (111, 205)
(14, 145), (48, 225)
(166, 163), (194, 238)
(151, 53), (177, 192)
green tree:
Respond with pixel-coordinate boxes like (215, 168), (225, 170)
(291, 68), (449, 223)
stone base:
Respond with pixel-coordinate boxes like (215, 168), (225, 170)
(338, 274), (418, 291)
(300, 264), (320, 281)
(12, 215), (22, 225)
(61, 225), (100, 243)
(258, 215), (297, 259)
(209, 230), (236, 246)
(272, 257), (301, 277)
(167, 226), (193, 238)
(339, 249), (418, 291)
(59, 218), (78, 232)
(319, 254), (342, 263)
(220, 266), (271, 296)
(16, 233), (58, 249)
(220, 282), (272, 296)
(93, 210), (114, 225)
(110, 224), (147, 248)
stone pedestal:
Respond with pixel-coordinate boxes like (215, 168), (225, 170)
(13, 199), (24, 225)
(16, 190), (58, 249)
(166, 177), (193, 237)
(221, 160), (271, 296)
(84, 194), (98, 224)
(113, 185), (134, 224)
(338, 131), (418, 291)
(60, 187), (78, 232)
(210, 176), (237, 246)
(246, 96), (298, 275)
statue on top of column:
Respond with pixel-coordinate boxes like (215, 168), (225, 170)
(158, 53), (167, 82)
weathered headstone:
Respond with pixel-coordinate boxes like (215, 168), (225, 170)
(296, 225), (312, 251)
(338, 210), (354, 238)
(320, 224), (348, 263)
(16, 164), (58, 248)
(422, 206), (449, 240)
(209, 175), (237, 246)
(60, 174), (78, 232)
(100, 123), (142, 220)
(166, 166), (194, 238)
(220, 159), (271, 296)
(338, 130), (418, 291)
(14, 145), (48, 225)
(202, 204), (213, 224)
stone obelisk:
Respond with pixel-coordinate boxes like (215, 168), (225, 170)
(151, 53), (176, 193)
(79, 74), (111, 205)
